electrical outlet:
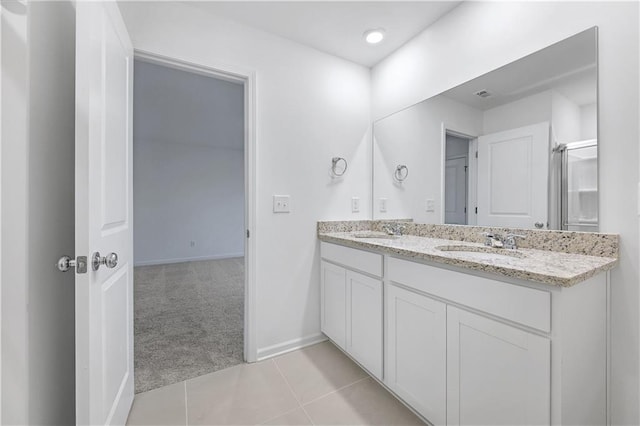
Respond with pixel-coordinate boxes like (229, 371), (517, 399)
(273, 195), (291, 213)
(379, 198), (387, 213)
(352, 197), (360, 213)
(426, 199), (436, 212)
(190, 241), (196, 247)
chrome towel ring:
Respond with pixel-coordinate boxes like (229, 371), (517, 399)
(331, 157), (348, 177)
(394, 164), (409, 182)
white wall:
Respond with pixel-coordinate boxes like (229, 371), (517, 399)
(551, 91), (582, 143)
(372, 2), (639, 424)
(483, 91), (553, 135)
(119, 2), (372, 357)
(581, 102), (597, 139)
(1, 1), (76, 424)
(133, 60), (245, 266)
(1, 2), (29, 422)
(373, 94), (483, 223)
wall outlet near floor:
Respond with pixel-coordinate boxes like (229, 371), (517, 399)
(351, 197), (360, 213)
(273, 195), (291, 213)
(426, 199), (436, 212)
(379, 198), (388, 213)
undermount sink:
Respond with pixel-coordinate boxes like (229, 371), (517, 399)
(352, 231), (399, 240)
(436, 245), (527, 259)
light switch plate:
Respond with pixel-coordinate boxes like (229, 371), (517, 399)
(379, 198), (387, 213)
(351, 197), (360, 213)
(426, 199), (436, 212)
(273, 195), (290, 213)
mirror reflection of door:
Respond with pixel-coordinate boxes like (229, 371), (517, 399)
(444, 133), (472, 225)
(477, 122), (549, 229)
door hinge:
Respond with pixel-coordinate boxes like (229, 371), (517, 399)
(475, 151), (478, 158)
(475, 207), (478, 214)
(464, 166), (468, 172)
(464, 207), (467, 213)
(246, 229), (250, 238)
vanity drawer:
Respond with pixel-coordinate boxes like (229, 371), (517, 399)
(321, 242), (383, 278)
(387, 257), (551, 332)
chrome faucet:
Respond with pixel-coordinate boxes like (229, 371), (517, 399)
(481, 232), (526, 249)
(503, 233), (526, 250)
(482, 232), (504, 248)
(383, 223), (406, 236)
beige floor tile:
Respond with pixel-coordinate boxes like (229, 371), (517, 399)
(261, 407), (313, 425)
(303, 378), (425, 425)
(186, 360), (299, 425)
(274, 341), (369, 404)
(126, 381), (186, 426)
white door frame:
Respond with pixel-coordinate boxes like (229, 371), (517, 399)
(440, 124), (477, 226)
(133, 50), (258, 362)
(0, 6), (3, 419)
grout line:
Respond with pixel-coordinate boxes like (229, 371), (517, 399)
(271, 358), (315, 425)
(271, 358), (302, 405)
(299, 405), (315, 425)
(184, 381), (188, 426)
(301, 375), (371, 408)
(258, 406), (306, 426)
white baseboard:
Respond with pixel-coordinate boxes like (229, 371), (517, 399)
(134, 252), (244, 267)
(256, 333), (328, 361)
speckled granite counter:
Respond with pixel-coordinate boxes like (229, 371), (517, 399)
(318, 221), (619, 287)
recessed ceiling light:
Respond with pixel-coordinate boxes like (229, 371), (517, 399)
(364, 29), (385, 44)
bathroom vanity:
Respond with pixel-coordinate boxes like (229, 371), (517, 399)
(318, 220), (618, 426)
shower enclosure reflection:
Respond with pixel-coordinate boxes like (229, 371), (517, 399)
(559, 140), (598, 231)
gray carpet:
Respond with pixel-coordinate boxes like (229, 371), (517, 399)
(134, 258), (244, 393)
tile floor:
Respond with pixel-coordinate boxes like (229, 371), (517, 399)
(126, 341), (425, 425)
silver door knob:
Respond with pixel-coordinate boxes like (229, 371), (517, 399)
(57, 255), (88, 273)
(92, 252), (119, 271)
(534, 222), (544, 229)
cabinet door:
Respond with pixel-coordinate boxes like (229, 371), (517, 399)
(320, 261), (347, 349)
(346, 270), (383, 379)
(385, 284), (446, 426)
(447, 307), (550, 426)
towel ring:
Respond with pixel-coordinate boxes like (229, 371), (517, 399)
(331, 157), (348, 177)
(394, 164), (409, 182)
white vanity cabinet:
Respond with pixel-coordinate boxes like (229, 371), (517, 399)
(320, 241), (608, 426)
(320, 261), (347, 349)
(385, 283), (447, 425)
(446, 307), (550, 426)
(320, 242), (383, 379)
(345, 270), (383, 379)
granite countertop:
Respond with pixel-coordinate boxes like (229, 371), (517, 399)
(319, 231), (618, 287)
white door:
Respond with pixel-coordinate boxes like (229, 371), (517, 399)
(477, 122), (549, 228)
(385, 284), (446, 426)
(444, 157), (467, 225)
(346, 270), (382, 379)
(320, 261), (347, 349)
(75, 3), (134, 425)
(446, 307), (550, 426)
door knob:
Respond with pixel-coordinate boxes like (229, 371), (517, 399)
(57, 255), (88, 273)
(92, 252), (119, 271)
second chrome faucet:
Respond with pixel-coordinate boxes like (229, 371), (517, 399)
(482, 232), (526, 250)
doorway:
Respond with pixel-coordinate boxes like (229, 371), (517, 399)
(443, 132), (474, 225)
(131, 54), (251, 393)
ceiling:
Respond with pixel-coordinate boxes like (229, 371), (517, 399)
(183, 1), (462, 67)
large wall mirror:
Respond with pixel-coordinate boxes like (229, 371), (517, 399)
(373, 27), (598, 231)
